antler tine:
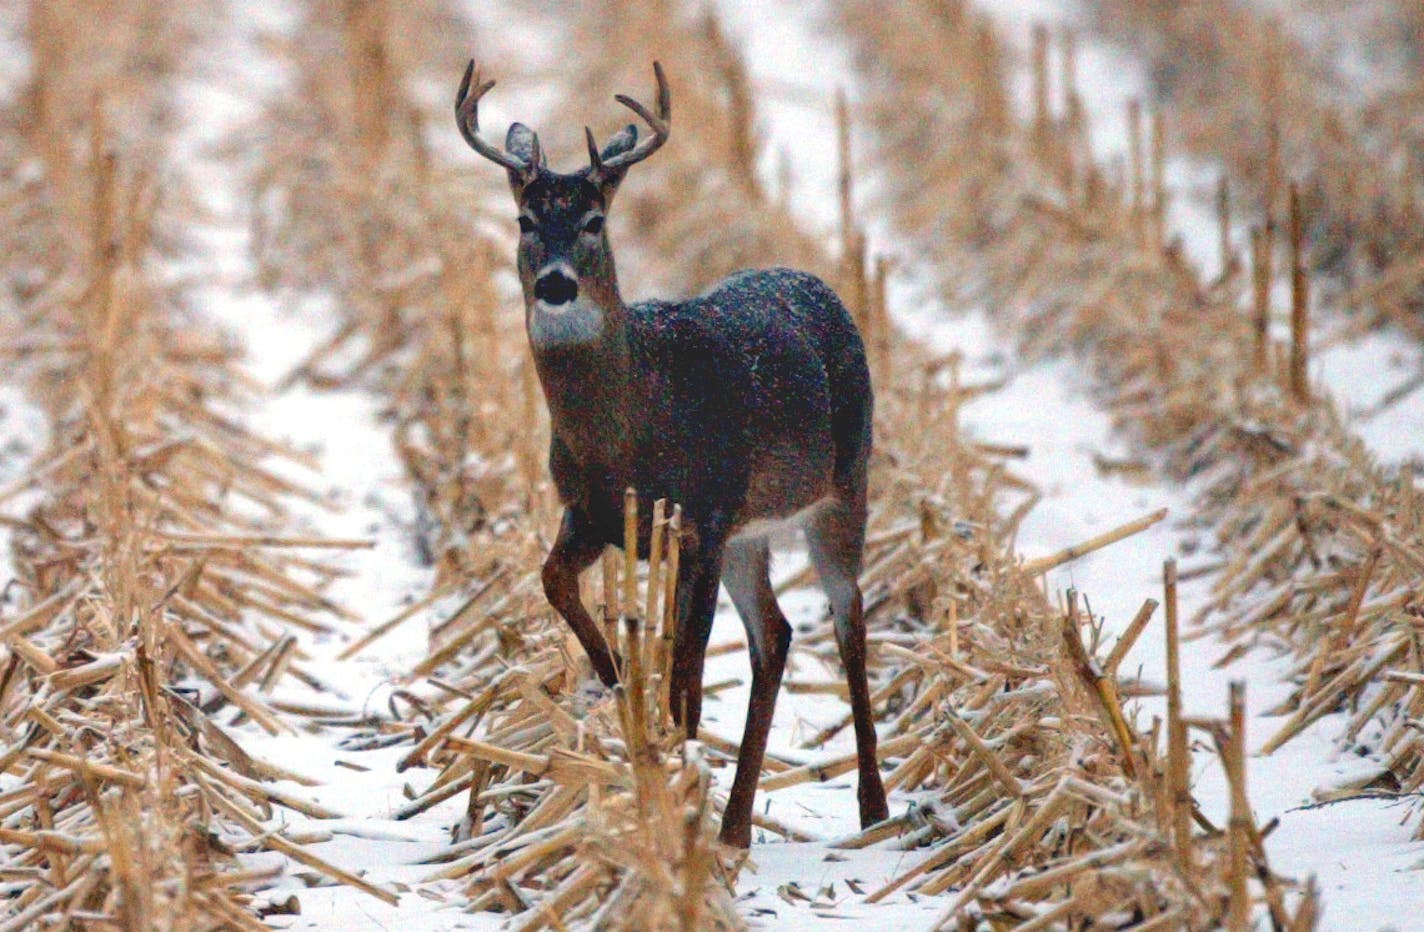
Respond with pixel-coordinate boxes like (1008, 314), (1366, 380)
(584, 126), (604, 173)
(454, 59), (534, 176)
(601, 61), (672, 172)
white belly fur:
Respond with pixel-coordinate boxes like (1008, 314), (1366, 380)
(730, 496), (832, 543)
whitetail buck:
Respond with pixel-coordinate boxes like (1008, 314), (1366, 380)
(455, 60), (888, 847)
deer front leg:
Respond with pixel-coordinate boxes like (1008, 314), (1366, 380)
(667, 518), (729, 737)
(542, 507), (619, 686)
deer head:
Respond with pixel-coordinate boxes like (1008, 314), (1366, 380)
(455, 62), (671, 349)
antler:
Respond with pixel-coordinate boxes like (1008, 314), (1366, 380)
(587, 61), (672, 182)
(455, 60), (540, 179)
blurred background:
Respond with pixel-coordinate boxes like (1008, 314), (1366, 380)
(3, 1), (1424, 929)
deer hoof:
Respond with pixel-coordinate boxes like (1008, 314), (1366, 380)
(714, 839), (752, 880)
(591, 650), (623, 689)
(716, 821), (753, 851)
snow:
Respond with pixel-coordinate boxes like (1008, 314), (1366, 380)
(966, 2), (1424, 927)
(1316, 325), (1424, 466)
(169, 12), (501, 929)
(91, 0), (1424, 927)
(0, 385), (45, 618)
(717, 0), (1424, 926)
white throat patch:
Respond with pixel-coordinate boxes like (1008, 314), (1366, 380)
(529, 298), (605, 348)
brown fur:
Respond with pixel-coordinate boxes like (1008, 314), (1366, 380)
(455, 61), (888, 847)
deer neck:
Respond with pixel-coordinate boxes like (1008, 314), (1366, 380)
(528, 279), (638, 469)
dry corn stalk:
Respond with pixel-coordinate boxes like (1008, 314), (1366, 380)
(0, 2), (405, 925)
(834, 0), (1329, 924)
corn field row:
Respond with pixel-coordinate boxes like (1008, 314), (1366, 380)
(5, 0), (1422, 928)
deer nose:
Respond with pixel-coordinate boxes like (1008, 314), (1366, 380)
(534, 268), (579, 306)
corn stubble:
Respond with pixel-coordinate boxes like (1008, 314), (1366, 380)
(1052, 0), (1424, 841)
(259, 0), (1313, 928)
(247, 2), (749, 927)
(9, 0), (1399, 928)
(837, 0), (1334, 927)
(1, 1), (403, 927)
(1087, 0), (1424, 331)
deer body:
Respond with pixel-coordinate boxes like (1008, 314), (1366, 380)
(541, 270), (846, 537)
(457, 62), (888, 847)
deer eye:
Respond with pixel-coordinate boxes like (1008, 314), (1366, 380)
(581, 215), (605, 236)
(518, 216), (537, 235)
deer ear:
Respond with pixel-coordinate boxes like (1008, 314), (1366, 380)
(600, 124), (638, 162)
(506, 123), (541, 168)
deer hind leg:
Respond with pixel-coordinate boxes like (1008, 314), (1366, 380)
(718, 535), (791, 848)
(542, 508), (619, 686)
(805, 500), (889, 829)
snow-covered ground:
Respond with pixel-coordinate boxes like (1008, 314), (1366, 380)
(122, 0), (1424, 927)
(171, 13), (501, 929)
(1062, 0), (1424, 473)
(172, 7), (940, 928)
(0, 385), (44, 620)
(964, 2), (1424, 927)
(725, 1), (1424, 928)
